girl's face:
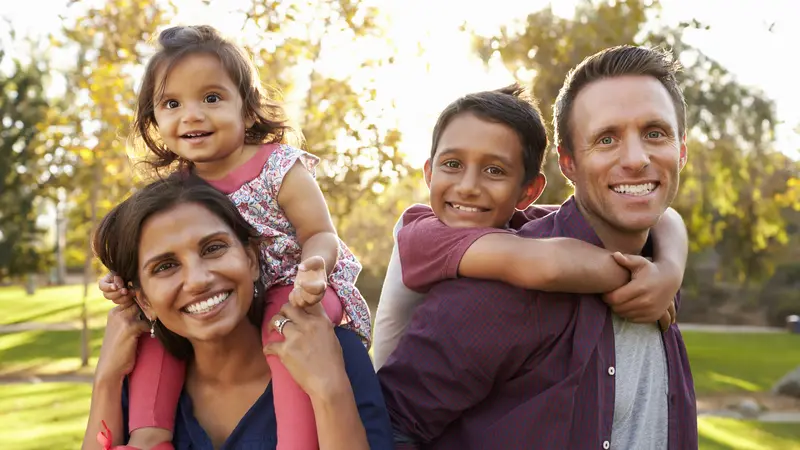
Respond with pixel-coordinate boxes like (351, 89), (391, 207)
(152, 53), (255, 179)
(135, 202), (260, 344)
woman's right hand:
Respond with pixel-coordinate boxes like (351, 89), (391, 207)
(95, 301), (150, 382)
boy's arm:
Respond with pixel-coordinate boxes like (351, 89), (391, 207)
(651, 207), (688, 310)
(372, 216), (425, 370)
(458, 234), (630, 293)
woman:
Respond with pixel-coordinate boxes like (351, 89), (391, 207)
(82, 174), (393, 449)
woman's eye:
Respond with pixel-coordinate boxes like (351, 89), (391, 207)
(154, 262), (175, 273)
(204, 243), (228, 255)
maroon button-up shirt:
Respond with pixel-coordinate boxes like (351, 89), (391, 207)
(378, 197), (697, 449)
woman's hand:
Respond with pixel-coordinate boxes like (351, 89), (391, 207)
(95, 301), (150, 383)
(263, 302), (348, 400)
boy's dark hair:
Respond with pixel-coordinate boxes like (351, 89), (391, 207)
(93, 173), (265, 360)
(554, 45), (686, 155)
(429, 84), (548, 184)
(132, 25), (298, 174)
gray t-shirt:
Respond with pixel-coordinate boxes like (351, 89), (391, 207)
(610, 314), (669, 449)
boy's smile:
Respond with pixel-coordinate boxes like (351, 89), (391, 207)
(425, 112), (542, 229)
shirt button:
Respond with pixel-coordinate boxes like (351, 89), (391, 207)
(603, 441), (610, 449)
(608, 366), (615, 376)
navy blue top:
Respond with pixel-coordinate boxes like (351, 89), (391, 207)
(122, 328), (394, 449)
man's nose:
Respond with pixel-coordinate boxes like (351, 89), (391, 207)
(620, 137), (651, 172)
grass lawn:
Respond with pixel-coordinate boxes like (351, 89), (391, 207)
(682, 330), (800, 395)
(0, 284), (113, 327)
(1, 284), (799, 449)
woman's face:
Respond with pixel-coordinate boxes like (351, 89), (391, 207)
(135, 202), (260, 343)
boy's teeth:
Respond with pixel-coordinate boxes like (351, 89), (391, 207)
(185, 291), (230, 314)
(452, 204), (481, 212)
(612, 183), (656, 196)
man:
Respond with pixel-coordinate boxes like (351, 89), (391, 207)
(378, 45), (697, 449)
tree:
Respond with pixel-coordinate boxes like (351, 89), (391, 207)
(240, 0), (413, 225)
(0, 47), (51, 283)
(471, 0), (798, 284)
(43, 0), (169, 365)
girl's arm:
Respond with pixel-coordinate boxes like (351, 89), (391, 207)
(278, 162), (339, 276)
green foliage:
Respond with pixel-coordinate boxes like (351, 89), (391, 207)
(0, 50), (51, 280)
(471, 0), (799, 284)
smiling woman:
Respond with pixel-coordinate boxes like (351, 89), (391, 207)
(83, 173), (393, 450)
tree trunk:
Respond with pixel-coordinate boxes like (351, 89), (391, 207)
(80, 160), (100, 367)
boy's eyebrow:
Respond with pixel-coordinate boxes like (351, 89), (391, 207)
(437, 147), (516, 167)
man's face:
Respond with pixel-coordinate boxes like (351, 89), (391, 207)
(560, 75), (687, 235)
(425, 112), (545, 228)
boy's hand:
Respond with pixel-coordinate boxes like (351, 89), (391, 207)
(602, 252), (680, 329)
(98, 272), (134, 305)
(289, 256), (327, 309)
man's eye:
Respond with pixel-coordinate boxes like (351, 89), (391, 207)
(599, 137), (614, 145)
(647, 131), (664, 139)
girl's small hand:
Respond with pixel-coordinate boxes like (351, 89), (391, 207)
(95, 301), (150, 382)
(99, 272), (135, 305)
(263, 302), (348, 399)
(290, 256), (327, 309)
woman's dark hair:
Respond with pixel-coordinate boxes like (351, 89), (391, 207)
(93, 173), (265, 360)
(132, 24), (299, 175)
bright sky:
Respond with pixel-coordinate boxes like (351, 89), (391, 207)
(2, 0), (798, 166)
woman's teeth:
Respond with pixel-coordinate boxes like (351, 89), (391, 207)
(185, 291), (231, 314)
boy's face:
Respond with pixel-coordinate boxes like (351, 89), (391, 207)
(425, 112), (545, 228)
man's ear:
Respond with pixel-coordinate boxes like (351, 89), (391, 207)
(423, 158), (433, 189)
(558, 146), (577, 184)
(516, 173), (547, 210)
(679, 135), (688, 172)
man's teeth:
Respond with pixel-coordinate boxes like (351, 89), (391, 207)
(451, 203), (482, 212)
(185, 291), (230, 314)
(612, 183), (657, 196)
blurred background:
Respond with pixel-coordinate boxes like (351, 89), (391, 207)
(0, 0), (798, 448)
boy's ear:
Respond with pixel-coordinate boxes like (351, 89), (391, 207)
(423, 159), (433, 189)
(516, 173), (546, 210)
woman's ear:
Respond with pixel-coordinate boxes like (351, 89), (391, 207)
(134, 288), (155, 321)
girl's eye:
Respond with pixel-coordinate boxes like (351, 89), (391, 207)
(164, 100), (180, 109)
(205, 94), (221, 103)
(486, 166), (504, 176)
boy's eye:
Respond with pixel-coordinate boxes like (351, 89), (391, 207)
(164, 99), (180, 109)
(442, 160), (461, 169)
(205, 93), (221, 103)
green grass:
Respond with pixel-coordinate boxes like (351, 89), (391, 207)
(0, 328), (104, 376)
(0, 284), (113, 326)
(682, 331), (800, 395)
(0, 383), (92, 450)
(698, 417), (800, 449)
